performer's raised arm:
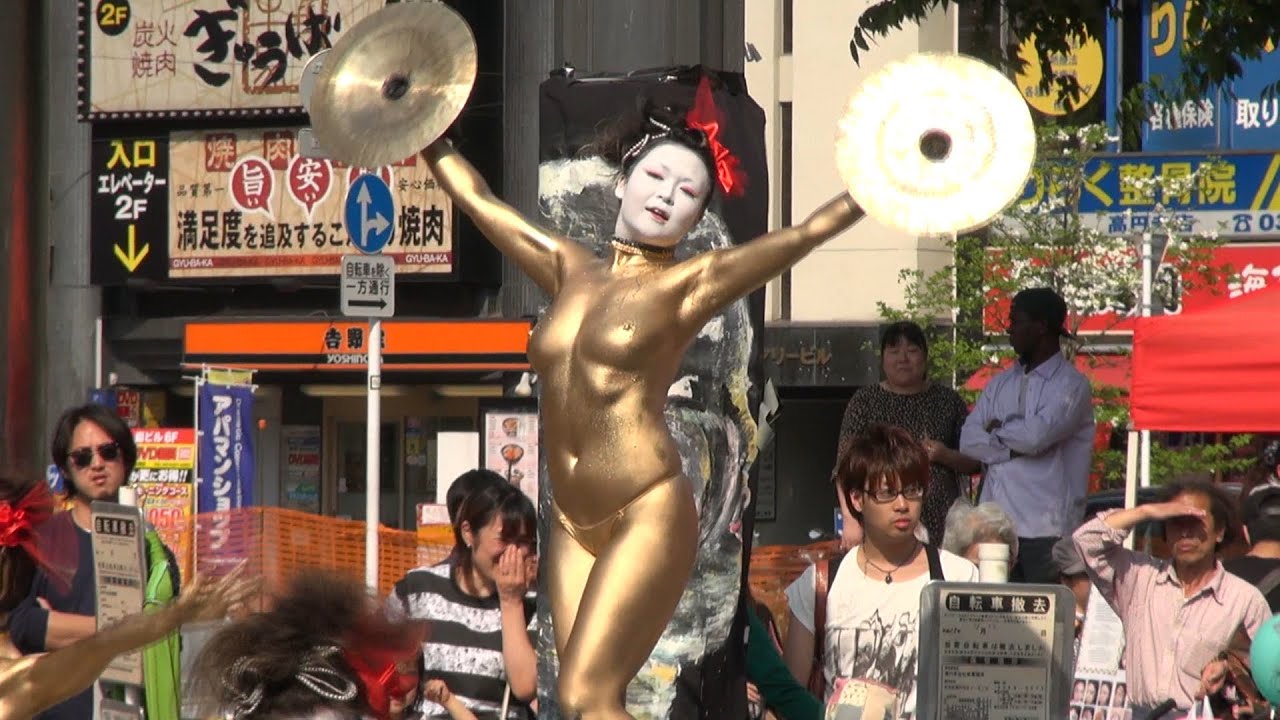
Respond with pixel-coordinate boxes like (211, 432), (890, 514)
(677, 192), (863, 328)
(0, 567), (254, 720)
(422, 139), (590, 295)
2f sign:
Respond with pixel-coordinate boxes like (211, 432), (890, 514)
(96, 0), (131, 37)
(115, 196), (147, 220)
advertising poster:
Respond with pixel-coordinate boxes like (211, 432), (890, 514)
(129, 427), (197, 581)
(79, 0), (389, 119)
(197, 382), (255, 562)
(282, 425), (321, 513)
(167, 128), (452, 278)
(1071, 589), (1131, 720)
(482, 410), (538, 503)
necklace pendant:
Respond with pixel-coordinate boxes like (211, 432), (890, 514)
(884, 575), (893, 585)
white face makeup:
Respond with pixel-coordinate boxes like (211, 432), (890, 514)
(613, 141), (712, 247)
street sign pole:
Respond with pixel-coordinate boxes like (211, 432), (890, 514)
(365, 318), (382, 589)
(340, 173), (396, 591)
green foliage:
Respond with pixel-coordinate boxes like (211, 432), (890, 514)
(877, 122), (1247, 489)
(1094, 434), (1257, 488)
(850, 1), (1280, 108)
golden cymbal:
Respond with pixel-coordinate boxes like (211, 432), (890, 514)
(836, 53), (1036, 236)
(308, 2), (477, 168)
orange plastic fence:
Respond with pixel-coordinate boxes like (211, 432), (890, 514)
(184, 507), (825, 643)
(192, 508), (452, 597)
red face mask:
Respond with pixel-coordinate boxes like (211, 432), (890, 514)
(345, 652), (420, 720)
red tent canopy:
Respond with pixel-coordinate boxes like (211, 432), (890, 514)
(1132, 285), (1280, 432)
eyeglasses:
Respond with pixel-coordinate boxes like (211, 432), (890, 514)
(69, 442), (121, 469)
(868, 485), (925, 504)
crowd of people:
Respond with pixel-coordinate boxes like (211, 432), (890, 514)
(2, 284), (1277, 720)
(771, 286), (1278, 720)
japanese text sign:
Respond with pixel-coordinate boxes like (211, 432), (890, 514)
(1142, 0), (1280, 151)
(131, 427), (197, 470)
(169, 128), (452, 278)
(90, 137), (171, 284)
(197, 383), (255, 555)
(1028, 151), (1280, 238)
(79, 0), (389, 119)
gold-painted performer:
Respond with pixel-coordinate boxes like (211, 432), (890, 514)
(423, 89), (862, 718)
(0, 473), (256, 720)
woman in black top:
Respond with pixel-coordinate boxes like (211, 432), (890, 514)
(835, 321), (980, 545)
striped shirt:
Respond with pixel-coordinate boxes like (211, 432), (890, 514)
(1073, 513), (1270, 711)
(392, 561), (536, 719)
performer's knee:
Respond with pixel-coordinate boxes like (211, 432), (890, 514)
(558, 669), (612, 719)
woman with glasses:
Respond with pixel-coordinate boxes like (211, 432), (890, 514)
(783, 425), (977, 718)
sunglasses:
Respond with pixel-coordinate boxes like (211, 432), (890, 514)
(68, 442), (122, 469)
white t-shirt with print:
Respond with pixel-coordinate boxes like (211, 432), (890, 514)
(784, 546), (978, 719)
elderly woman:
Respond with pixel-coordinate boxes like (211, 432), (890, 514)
(941, 502), (1020, 567)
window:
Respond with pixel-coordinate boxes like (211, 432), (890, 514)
(780, 101), (793, 319)
(782, 0), (793, 55)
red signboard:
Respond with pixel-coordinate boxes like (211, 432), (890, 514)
(983, 243), (1280, 335)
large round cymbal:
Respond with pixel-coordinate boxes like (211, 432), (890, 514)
(836, 53), (1036, 236)
(309, 2), (477, 168)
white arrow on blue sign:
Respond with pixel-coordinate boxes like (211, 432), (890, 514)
(344, 174), (396, 255)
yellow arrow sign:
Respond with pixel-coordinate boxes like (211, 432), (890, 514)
(113, 224), (150, 272)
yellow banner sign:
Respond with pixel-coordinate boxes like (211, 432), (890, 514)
(1015, 32), (1104, 116)
(80, 0), (387, 119)
(167, 128), (453, 278)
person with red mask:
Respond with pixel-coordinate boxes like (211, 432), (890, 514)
(189, 571), (428, 720)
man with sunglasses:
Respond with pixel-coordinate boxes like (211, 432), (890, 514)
(7, 403), (139, 720)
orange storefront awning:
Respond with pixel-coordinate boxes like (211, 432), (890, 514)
(182, 319), (532, 372)
(963, 354), (1131, 392)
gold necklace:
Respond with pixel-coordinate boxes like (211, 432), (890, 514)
(861, 542), (921, 584)
(611, 237), (675, 261)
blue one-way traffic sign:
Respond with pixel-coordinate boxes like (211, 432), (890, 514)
(344, 174), (395, 254)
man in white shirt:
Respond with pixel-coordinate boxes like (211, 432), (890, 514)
(960, 287), (1094, 583)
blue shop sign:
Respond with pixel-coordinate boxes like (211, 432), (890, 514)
(1025, 152), (1280, 237)
(1141, 0), (1280, 152)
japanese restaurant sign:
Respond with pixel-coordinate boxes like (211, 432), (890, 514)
(168, 128), (452, 278)
(78, 0), (390, 119)
(90, 128), (453, 283)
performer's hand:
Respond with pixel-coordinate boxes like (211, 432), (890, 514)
(984, 418), (1003, 432)
(921, 439), (946, 462)
(494, 545), (529, 603)
(425, 678), (453, 705)
(176, 561), (258, 623)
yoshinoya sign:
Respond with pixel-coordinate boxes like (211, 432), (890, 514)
(77, 0), (392, 120)
(90, 127), (453, 283)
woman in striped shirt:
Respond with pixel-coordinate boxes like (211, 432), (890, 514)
(392, 482), (538, 719)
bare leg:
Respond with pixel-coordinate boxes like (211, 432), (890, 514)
(556, 476), (698, 720)
(548, 515), (596, 657)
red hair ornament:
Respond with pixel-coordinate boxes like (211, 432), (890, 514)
(685, 76), (748, 198)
